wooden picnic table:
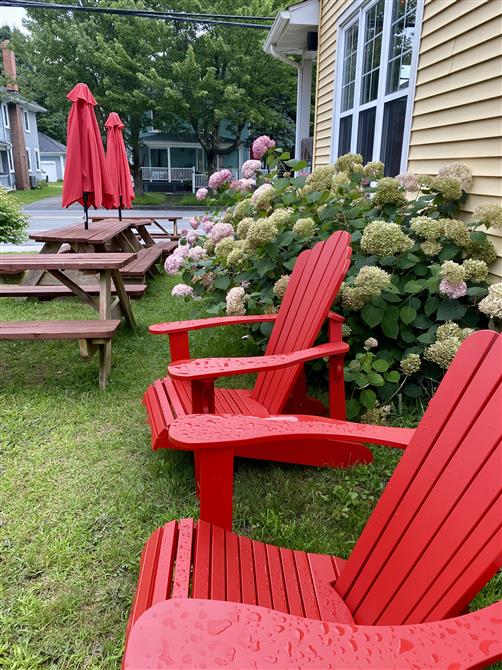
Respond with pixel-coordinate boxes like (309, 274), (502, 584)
(91, 215), (183, 237)
(0, 253), (137, 329)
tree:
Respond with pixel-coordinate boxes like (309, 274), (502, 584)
(144, 0), (297, 173)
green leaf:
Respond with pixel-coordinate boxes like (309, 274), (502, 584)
(361, 303), (384, 328)
(381, 305), (400, 339)
(401, 328), (416, 344)
(424, 296), (439, 316)
(400, 305), (417, 325)
(404, 279), (427, 294)
(403, 383), (422, 398)
(470, 231), (486, 243)
(254, 259), (275, 276)
(372, 358), (390, 372)
(354, 373), (369, 388)
(213, 275), (231, 290)
(413, 314), (433, 329)
(360, 389), (377, 409)
(260, 322), (273, 337)
(436, 300), (467, 321)
(417, 327), (438, 344)
(346, 399), (361, 420)
(384, 370), (400, 383)
(438, 245), (459, 261)
(466, 286), (488, 297)
(283, 257), (297, 271)
(367, 372), (385, 386)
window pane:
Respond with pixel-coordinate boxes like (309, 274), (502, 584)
(357, 107), (376, 163)
(341, 23), (358, 112)
(360, 0), (385, 104)
(386, 0), (417, 93)
(380, 96), (407, 176)
(338, 116), (352, 155)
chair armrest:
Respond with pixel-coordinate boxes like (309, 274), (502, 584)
(124, 599), (502, 670)
(149, 314), (277, 335)
(168, 342), (349, 381)
(169, 414), (414, 451)
(328, 310), (345, 323)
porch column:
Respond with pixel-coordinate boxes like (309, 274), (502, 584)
(167, 146), (171, 182)
(295, 56), (313, 160)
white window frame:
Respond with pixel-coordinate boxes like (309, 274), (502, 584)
(26, 148), (32, 172)
(23, 109), (30, 133)
(330, 0), (424, 175)
(34, 148), (41, 171)
(7, 147), (14, 172)
(2, 103), (10, 129)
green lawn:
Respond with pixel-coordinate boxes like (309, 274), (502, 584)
(0, 275), (500, 669)
(10, 182), (64, 205)
(132, 191), (200, 207)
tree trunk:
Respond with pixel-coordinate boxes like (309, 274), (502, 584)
(206, 147), (217, 176)
(129, 124), (143, 195)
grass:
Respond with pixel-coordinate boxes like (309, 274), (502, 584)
(132, 192), (200, 207)
(10, 182), (63, 206)
(0, 274), (500, 669)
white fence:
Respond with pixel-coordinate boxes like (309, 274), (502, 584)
(141, 166), (241, 193)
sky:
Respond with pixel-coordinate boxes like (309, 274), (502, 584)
(0, 6), (28, 31)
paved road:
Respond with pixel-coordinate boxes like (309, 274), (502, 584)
(1, 197), (203, 252)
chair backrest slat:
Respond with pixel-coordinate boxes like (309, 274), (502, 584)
(335, 330), (502, 625)
(252, 231), (351, 414)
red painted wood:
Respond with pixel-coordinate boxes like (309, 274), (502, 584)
(171, 518), (194, 598)
(309, 553), (353, 623)
(167, 332), (190, 362)
(293, 550), (321, 620)
(168, 342), (348, 381)
(150, 522), (177, 605)
(0, 319), (121, 340)
(124, 599), (502, 670)
(169, 414), (413, 450)
(279, 548), (304, 617)
(252, 539), (273, 608)
(238, 535), (257, 606)
(225, 530), (241, 603)
(192, 520), (211, 599)
(190, 379), (216, 413)
(253, 232), (351, 414)
(149, 313), (278, 335)
(336, 331), (502, 625)
(265, 544), (288, 612)
(210, 524), (226, 600)
(198, 447), (234, 531)
(0, 253), (134, 271)
(128, 526), (163, 629)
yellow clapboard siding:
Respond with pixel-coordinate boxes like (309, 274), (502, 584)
(404, 157), (502, 178)
(415, 57), (501, 99)
(408, 139), (501, 160)
(413, 82), (500, 115)
(418, 17), (501, 69)
(410, 118), (502, 144)
(420, 0), (493, 41)
(412, 99), (502, 129)
(422, 0), (458, 21)
(417, 37), (502, 84)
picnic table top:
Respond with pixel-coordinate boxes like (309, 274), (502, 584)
(30, 219), (141, 244)
(0, 253), (136, 272)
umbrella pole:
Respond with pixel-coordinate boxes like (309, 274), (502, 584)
(118, 196), (122, 221)
(83, 192), (89, 230)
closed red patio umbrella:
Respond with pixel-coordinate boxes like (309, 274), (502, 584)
(105, 112), (135, 219)
(62, 83), (114, 229)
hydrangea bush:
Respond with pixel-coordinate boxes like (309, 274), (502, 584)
(167, 148), (502, 419)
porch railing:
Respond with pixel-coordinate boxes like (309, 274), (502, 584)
(141, 166), (241, 192)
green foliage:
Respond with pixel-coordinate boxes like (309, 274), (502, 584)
(0, 188), (28, 243)
(175, 151), (497, 418)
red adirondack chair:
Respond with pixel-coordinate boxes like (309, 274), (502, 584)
(144, 231), (367, 469)
(123, 330), (502, 668)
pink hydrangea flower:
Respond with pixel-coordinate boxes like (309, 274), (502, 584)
(195, 187), (208, 201)
(209, 222), (234, 243)
(241, 159), (262, 178)
(439, 279), (467, 299)
(190, 217), (200, 229)
(188, 246), (207, 262)
(203, 221), (214, 234)
(185, 230), (200, 246)
(252, 135), (276, 160)
(164, 247), (187, 275)
(229, 180), (240, 190)
(181, 228), (188, 236)
(171, 283), (193, 298)
(202, 215), (210, 222)
(208, 169), (232, 190)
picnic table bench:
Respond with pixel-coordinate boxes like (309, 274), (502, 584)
(29, 218), (173, 285)
(0, 253), (137, 389)
(0, 320), (120, 389)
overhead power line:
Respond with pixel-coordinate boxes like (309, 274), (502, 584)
(0, 0), (275, 29)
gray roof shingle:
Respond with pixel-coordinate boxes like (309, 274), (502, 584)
(38, 131), (66, 154)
